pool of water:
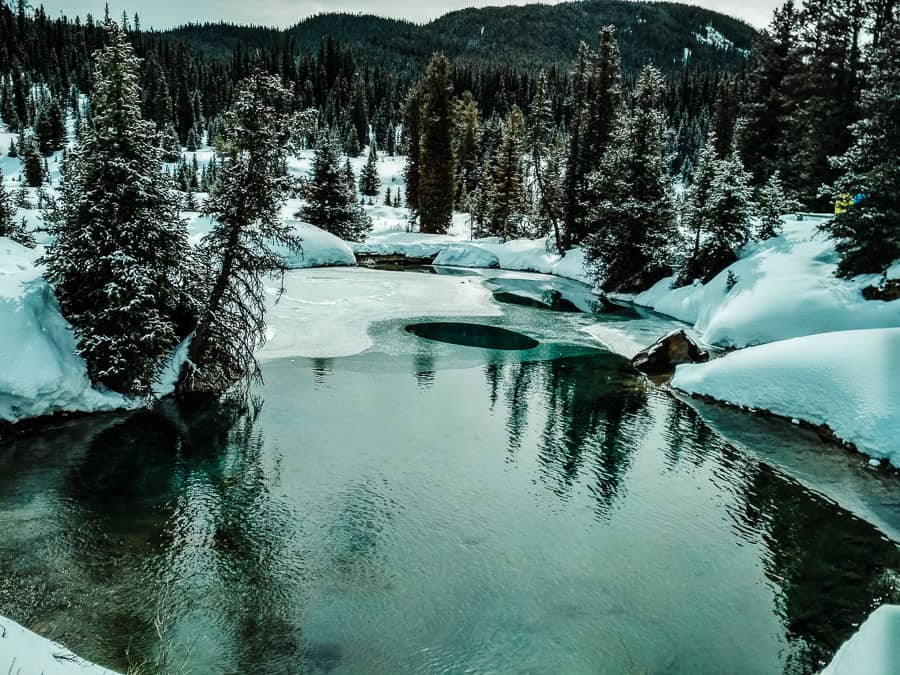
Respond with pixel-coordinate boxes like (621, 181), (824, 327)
(0, 273), (898, 675)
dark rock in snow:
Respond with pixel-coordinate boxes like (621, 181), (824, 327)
(632, 329), (709, 377)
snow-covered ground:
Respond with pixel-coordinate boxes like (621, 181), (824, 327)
(672, 328), (900, 467)
(820, 605), (900, 675)
(628, 216), (900, 348)
(0, 615), (118, 675)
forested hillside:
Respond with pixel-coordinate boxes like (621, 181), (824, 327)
(166, 1), (756, 75)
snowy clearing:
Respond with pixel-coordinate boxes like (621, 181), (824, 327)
(0, 615), (118, 675)
(672, 328), (900, 467)
(820, 605), (900, 675)
(628, 216), (900, 348)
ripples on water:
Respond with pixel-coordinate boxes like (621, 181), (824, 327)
(0, 314), (897, 675)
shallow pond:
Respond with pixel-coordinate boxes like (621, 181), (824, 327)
(0, 272), (898, 675)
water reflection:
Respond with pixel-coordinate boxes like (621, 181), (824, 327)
(0, 347), (897, 675)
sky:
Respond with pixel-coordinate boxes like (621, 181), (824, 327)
(37, 1), (780, 30)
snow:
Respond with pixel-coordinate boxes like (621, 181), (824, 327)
(672, 328), (900, 466)
(0, 615), (118, 675)
(820, 605), (900, 675)
(186, 215), (356, 268)
(357, 230), (591, 284)
(630, 216), (900, 348)
(259, 267), (501, 360)
(693, 24), (735, 51)
(0, 238), (128, 423)
(433, 242), (500, 268)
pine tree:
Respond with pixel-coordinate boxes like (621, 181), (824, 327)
(453, 91), (480, 206)
(41, 21), (188, 396)
(417, 55), (455, 234)
(402, 84), (423, 222)
(300, 134), (373, 242)
(702, 152), (756, 277)
(350, 76), (369, 150)
(21, 132), (44, 187)
(0, 167), (20, 239)
(583, 66), (677, 292)
(679, 133), (720, 284)
(384, 186), (392, 206)
(358, 143), (381, 197)
(755, 170), (798, 239)
(183, 69), (310, 396)
(528, 69), (564, 251)
(562, 27), (622, 248)
(822, 22), (900, 277)
(486, 106), (527, 240)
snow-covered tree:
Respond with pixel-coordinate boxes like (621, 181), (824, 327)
(41, 21), (188, 396)
(300, 134), (372, 242)
(0, 167), (30, 245)
(182, 69), (311, 396)
(358, 143), (381, 197)
(679, 135), (757, 283)
(822, 22), (900, 277)
(583, 65), (677, 292)
(755, 170), (798, 240)
(21, 132), (43, 187)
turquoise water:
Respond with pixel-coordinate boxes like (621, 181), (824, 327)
(0, 279), (897, 674)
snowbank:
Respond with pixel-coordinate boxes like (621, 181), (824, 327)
(0, 615), (118, 674)
(631, 217), (900, 348)
(260, 267), (500, 359)
(820, 605), (900, 675)
(0, 238), (128, 423)
(433, 242), (499, 268)
(186, 216), (356, 269)
(356, 230), (590, 283)
(672, 328), (900, 466)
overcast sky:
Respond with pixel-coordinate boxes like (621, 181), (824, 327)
(39, 1), (780, 30)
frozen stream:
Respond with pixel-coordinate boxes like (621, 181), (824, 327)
(0, 267), (898, 675)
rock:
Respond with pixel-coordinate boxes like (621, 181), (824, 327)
(862, 279), (900, 302)
(631, 329), (709, 377)
(594, 291), (640, 318)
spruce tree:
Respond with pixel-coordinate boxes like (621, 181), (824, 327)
(41, 21), (188, 396)
(755, 170), (798, 240)
(300, 134), (373, 242)
(528, 69), (564, 251)
(562, 27), (622, 248)
(822, 23), (900, 277)
(486, 106), (527, 240)
(417, 55), (455, 234)
(679, 134), (720, 284)
(583, 66), (677, 292)
(183, 69), (308, 396)
(403, 85), (423, 222)
(21, 133), (43, 187)
(359, 143), (381, 197)
(0, 167), (18, 237)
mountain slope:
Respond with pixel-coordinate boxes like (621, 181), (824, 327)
(165, 1), (756, 74)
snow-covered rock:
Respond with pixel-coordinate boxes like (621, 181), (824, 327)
(672, 328), (900, 466)
(820, 605), (900, 675)
(630, 216), (900, 348)
(0, 238), (128, 423)
(0, 614), (118, 674)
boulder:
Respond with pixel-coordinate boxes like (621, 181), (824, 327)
(632, 329), (709, 377)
